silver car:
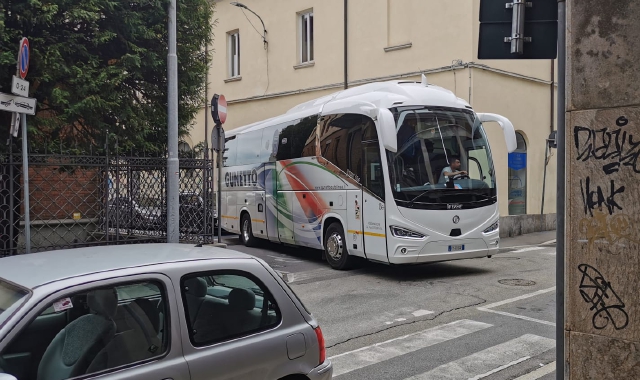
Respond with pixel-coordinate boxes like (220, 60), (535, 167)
(0, 244), (332, 380)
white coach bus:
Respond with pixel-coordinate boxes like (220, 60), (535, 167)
(219, 78), (517, 270)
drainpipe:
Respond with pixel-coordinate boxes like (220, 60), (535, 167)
(344, 0), (348, 89)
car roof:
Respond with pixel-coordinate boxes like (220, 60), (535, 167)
(0, 244), (253, 290)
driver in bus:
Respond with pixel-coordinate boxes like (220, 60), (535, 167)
(439, 157), (467, 183)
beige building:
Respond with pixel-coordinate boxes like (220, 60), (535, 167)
(189, 0), (558, 229)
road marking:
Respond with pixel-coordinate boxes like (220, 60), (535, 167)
(477, 308), (556, 327)
(283, 267), (346, 282)
(477, 287), (556, 326)
(329, 319), (492, 377)
(403, 334), (555, 380)
(395, 318), (407, 322)
(412, 309), (434, 317)
(513, 361), (556, 379)
(511, 247), (546, 253)
(481, 287), (556, 310)
(469, 356), (531, 379)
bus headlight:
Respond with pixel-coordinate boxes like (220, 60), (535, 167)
(389, 226), (426, 240)
(483, 220), (499, 234)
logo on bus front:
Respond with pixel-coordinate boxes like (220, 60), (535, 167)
(447, 204), (463, 210)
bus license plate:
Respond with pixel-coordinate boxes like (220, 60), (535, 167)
(448, 244), (465, 252)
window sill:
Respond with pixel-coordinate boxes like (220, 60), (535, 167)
(224, 76), (242, 83)
(294, 61), (315, 70)
(384, 43), (412, 52)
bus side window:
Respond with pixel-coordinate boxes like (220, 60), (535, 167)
(236, 130), (264, 165)
(223, 137), (238, 167)
(275, 115), (318, 161)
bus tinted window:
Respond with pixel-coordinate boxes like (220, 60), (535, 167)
(223, 137), (238, 167)
(236, 130), (263, 165)
(275, 115), (318, 160)
(260, 125), (281, 162)
(319, 113), (371, 180)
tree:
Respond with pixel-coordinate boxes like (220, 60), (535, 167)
(0, 0), (215, 154)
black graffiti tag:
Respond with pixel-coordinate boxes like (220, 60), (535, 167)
(580, 177), (625, 216)
(578, 264), (629, 330)
(574, 118), (640, 175)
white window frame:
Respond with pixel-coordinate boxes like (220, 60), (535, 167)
(228, 31), (240, 78)
(299, 10), (314, 64)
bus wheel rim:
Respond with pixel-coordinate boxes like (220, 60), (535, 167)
(327, 232), (343, 260)
(243, 219), (250, 241)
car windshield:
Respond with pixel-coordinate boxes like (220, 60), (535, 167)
(0, 279), (30, 327)
(387, 107), (497, 209)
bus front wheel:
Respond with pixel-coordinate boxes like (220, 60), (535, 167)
(324, 223), (353, 270)
(240, 214), (257, 247)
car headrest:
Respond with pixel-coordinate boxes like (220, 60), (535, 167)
(229, 288), (256, 311)
(184, 277), (207, 298)
(87, 288), (118, 319)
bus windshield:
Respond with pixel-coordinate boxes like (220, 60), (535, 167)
(387, 107), (497, 209)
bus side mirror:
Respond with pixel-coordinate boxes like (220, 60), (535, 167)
(477, 113), (517, 153)
(377, 108), (397, 153)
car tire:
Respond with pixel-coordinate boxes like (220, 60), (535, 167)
(240, 213), (257, 247)
(324, 223), (354, 270)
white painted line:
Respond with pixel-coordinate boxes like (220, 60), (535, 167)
(511, 247), (546, 253)
(329, 319), (492, 377)
(412, 309), (434, 317)
(403, 334), (555, 380)
(481, 287), (556, 310)
(513, 361), (556, 380)
(395, 318), (407, 322)
(541, 240), (556, 245)
(384, 321), (393, 325)
(285, 267), (358, 283)
(469, 356), (531, 379)
(477, 308), (556, 327)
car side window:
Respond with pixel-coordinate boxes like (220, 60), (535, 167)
(0, 280), (168, 380)
(181, 271), (281, 347)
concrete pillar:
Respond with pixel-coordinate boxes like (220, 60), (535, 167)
(566, 1), (640, 378)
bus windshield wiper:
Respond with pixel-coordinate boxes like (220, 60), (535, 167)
(407, 189), (434, 208)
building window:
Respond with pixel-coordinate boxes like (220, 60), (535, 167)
(228, 31), (240, 78)
(299, 11), (314, 64)
(508, 132), (527, 215)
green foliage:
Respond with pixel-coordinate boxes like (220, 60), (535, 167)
(0, 0), (215, 154)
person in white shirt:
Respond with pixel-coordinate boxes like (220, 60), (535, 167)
(439, 157), (467, 183)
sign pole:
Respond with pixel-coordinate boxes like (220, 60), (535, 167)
(217, 125), (223, 244)
(21, 113), (30, 253)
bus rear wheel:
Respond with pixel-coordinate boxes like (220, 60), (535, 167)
(324, 223), (353, 270)
(240, 214), (257, 247)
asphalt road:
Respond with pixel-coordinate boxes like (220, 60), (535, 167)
(222, 235), (558, 380)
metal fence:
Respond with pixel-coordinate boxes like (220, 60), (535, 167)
(1, 150), (216, 257)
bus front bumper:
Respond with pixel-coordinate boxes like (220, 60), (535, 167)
(388, 237), (498, 264)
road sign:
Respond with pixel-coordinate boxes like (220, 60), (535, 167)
(0, 92), (36, 115)
(18, 38), (29, 79)
(478, 0), (558, 59)
(211, 124), (226, 153)
(211, 94), (227, 124)
(12, 75), (29, 97)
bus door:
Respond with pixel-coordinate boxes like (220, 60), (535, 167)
(362, 142), (388, 263)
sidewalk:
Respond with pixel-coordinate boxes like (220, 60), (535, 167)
(498, 230), (556, 253)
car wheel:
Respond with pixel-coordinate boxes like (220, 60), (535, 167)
(240, 214), (257, 247)
(324, 223), (354, 270)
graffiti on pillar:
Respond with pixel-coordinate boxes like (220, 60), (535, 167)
(578, 264), (629, 330)
(574, 115), (640, 175)
(574, 115), (640, 248)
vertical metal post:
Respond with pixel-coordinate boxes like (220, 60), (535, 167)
(105, 133), (110, 242)
(21, 115), (30, 253)
(541, 142), (549, 215)
(510, 0), (527, 54)
(344, 0), (348, 89)
(167, 0), (180, 243)
(8, 138), (15, 255)
(556, 0), (566, 378)
(217, 125), (223, 243)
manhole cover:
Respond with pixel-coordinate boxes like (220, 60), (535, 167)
(499, 279), (536, 286)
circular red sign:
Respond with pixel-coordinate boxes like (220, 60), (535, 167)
(217, 95), (227, 124)
(18, 38), (29, 79)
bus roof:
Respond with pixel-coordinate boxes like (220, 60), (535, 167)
(226, 80), (471, 138)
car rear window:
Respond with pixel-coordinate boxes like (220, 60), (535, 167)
(0, 279), (29, 326)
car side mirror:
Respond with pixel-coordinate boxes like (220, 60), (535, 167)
(0, 374), (18, 380)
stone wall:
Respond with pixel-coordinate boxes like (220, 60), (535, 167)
(499, 214), (556, 238)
